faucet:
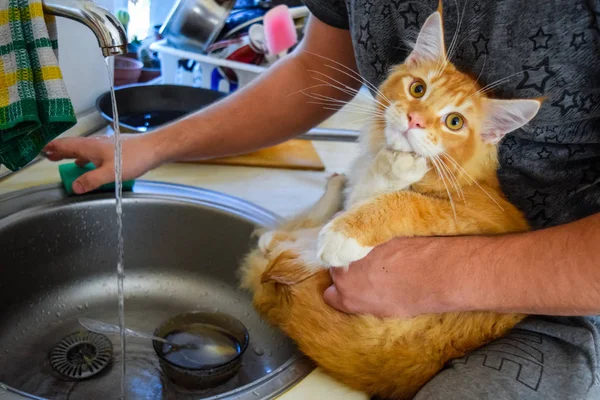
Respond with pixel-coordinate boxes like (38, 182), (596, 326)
(42, 0), (128, 57)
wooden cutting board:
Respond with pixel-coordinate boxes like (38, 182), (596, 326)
(182, 139), (325, 171)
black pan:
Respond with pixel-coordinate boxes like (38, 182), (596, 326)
(96, 84), (227, 133)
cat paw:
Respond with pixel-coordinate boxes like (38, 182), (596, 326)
(317, 222), (373, 268)
(326, 173), (347, 192)
(258, 230), (277, 254)
(391, 154), (428, 181)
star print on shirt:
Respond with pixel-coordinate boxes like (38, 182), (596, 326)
(473, 2), (481, 12)
(471, 33), (490, 60)
(537, 147), (552, 159)
(578, 94), (594, 113)
(531, 209), (551, 227)
(570, 32), (587, 50)
(363, 0), (373, 14)
(552, 90), (578, 116)
(533, 127), (545, 136)
(567, 145), (586, 158)
(371, 54), (385, 76)
(505, 156), (514, 166)
(527, 190), (549, 208)
(503, 135), (518, 150)
(381, 4), (391, 18)
(455, 47), (465, 60)
(357, 21), (372, 51)
(399, 3), (419, 28)
(529, 28), (552, 50)
(516, 57), (556, 94)
(544, 134), (561, 143)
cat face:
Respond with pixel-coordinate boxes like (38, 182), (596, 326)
(371, 9), (541, 164)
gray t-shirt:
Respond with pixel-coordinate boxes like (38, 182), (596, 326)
(302, 0), (600, 229)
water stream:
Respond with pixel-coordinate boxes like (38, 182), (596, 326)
(105, 57), (127, 399)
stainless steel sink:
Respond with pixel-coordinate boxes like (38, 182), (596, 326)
(0, 182), (313, 399)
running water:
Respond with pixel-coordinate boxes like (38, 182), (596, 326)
(105, 57), (127, 399)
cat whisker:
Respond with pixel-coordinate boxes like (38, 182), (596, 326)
(434, 155), (466, 203)
(308, 71), (390, 111)
(466, 68), (537, 99)
(438, 0), (467, 77)
(347, 116), (385, 127)
(286, 83), (333, 98)
(446, 0), (470, 62)
(303, 92), (381, 113)
(306, 99), (382, 115)
(308, 75), (361, 99)
(440, 151), (504, 211)
(302, 50), (393, 105)
(323, 63), (393, 106)
(471, 55), (487, 91)
(317, 105), (378, 114)
(429, 157), (458, 221)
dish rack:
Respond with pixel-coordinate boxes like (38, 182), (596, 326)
(150, 39), (267, 94)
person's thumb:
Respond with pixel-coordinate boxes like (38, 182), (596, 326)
(72, 165), (114, 194)
(323, 285), (348, 312)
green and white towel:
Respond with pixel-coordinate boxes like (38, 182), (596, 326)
(0, 0), (76, 171)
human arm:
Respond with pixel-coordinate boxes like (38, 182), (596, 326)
(324, 212), (600, 318)
(43, 16), (359, 194)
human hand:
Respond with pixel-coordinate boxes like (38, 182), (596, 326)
(323, 236), (462, 318)
(43, 134), (162, 194)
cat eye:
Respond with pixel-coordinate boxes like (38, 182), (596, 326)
(445, 112), (465, 130)
(409, 80), (427, 98)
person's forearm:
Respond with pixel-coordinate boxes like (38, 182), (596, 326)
(452, 213), (600, 315)
(147, 17), (360, 164)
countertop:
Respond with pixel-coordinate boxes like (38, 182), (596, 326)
(0, 106), (372, 399)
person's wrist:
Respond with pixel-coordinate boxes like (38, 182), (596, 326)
(447, 235), (501, 313)
(140, 125), (184, 166)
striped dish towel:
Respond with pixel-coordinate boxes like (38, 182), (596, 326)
(0, 0), (76, 171)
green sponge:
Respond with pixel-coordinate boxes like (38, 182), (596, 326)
(59, 162), (135, 195)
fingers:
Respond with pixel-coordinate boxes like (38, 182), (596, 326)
(75, 158), (90, 168)
(43, 137), (102, 161)
(323, 285), (348, 312)
(72, 164), (114, 194)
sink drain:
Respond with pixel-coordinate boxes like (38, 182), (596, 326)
(50, 331), (113, 380)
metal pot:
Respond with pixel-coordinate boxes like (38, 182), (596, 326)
(160, 0), (236, 52)
(96, 84), (226, 133)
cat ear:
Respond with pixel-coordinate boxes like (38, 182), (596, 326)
(481, 99), (542, 144)
(261, 251), (318, 286)
(405, 10), (446, 66)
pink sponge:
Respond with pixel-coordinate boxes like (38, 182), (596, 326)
(263, 5), (298, 55)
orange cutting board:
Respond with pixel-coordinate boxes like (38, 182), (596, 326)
(182, 139), (325, 171)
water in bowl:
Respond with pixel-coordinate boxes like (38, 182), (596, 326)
(161, 324), (242, 369)
(119, 111), (188, 132)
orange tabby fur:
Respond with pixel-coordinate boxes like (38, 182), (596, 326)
(240, 5), (541, 399)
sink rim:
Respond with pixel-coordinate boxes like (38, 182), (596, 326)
(0, 181), (282, 226)
(0, 181), (315, 400)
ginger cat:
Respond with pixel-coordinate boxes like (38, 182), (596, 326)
(240, 6), (541, 399)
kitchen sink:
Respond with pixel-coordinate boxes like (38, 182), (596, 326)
(0, 182), (313, 399)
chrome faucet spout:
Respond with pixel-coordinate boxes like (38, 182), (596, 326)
(42, 0), (127, 57)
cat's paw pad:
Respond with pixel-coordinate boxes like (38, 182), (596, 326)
(317, 224), (373, 268)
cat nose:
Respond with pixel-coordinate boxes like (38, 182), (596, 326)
(408, 113), (425, 129)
